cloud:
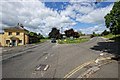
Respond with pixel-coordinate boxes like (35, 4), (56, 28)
(1, 0), (114, 36)
(79, 23), (107, 34)
(1, 0), (76, 36)
(60, 2), (95, 19)
(76, 4), (113, 23)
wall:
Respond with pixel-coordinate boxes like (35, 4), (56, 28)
(25, 34), (29, 44)
(0, 28), (29, 47)
(0, 34), (4, 46)
(4, 31), (24, 46)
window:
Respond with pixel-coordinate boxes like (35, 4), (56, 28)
(8, 32), (12, 35)
(6, 40), (10, 44)
(16, 32), (20, 35)
(19, 40), (22, 43)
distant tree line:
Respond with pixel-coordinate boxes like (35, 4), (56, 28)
(90, 30), (110, 38)
(48, 27), (80, 39)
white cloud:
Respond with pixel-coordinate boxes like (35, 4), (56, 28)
(79, 23), (107, 34)
(0, 0), (114, 36)
(1, 0), (76, 36)
(60, 2), (95, 19)
(76, 4), (113, 23)
(70, 0), (92, 2)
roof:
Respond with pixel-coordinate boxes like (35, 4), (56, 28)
(3, 24), (28, 32)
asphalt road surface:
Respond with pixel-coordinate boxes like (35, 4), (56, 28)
(2, 37), (118, 78)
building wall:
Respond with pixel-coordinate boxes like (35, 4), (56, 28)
(25, 34), (29, 44)
(0, 34), (5, 46)
(0, 30), (29, 47)
(4, 31), (24, 46)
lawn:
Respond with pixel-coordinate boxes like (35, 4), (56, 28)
(58, 38), (89, 44)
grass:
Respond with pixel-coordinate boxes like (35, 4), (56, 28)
(34, 39), (49, 44)
(58, 38), (89, 44)
(103, 34), (120, 42)
(103, 34), (116, 39)
(40, 39), (49, 43)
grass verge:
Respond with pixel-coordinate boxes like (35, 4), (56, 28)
(58, 38), (89, 44)
(40, 39), (49, 43)
(34, 39), (49, 44)
(103, 34), (120, 42)
(103, 34), (116, 38)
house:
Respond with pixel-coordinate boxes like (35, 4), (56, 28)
(0, 24), (29, 47)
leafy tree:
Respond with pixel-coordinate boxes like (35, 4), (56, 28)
(104, 1), (120, 35)
(64, 29), (74, 37)
(93, 32), (96, 35)
(90, 32), (96, 38)
(38, 33), (44, 39)
(48, 27), (61, 39)
(101, 30), (110, 36)
(73, 32), (80, 38)
(64, 29), (80, 38)
(28, 32), (44, 43)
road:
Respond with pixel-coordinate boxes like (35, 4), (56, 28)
(2, 37), (118, 78)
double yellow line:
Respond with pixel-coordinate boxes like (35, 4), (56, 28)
(64, 60), (94, 78)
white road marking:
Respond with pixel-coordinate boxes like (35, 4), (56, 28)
(44, 65), (49, 71)
(45, 57), (48, 60)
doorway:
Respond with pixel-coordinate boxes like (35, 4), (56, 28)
(12, 40), (16, 46)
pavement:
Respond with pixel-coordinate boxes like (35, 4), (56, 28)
(1, 37), (119, 79)
(77, 53), (118, 78)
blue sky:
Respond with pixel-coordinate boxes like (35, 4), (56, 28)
(0, 0), (115, 36)
(44, 2), (113, 33)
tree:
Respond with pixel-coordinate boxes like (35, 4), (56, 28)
(64, 29), (74, 37)
(29, 32), (37, 37)
(38, 33), (44, 39)
(93, 32), (96, 35)
(104, 1), (120, 35)
(28, 32), (44, 43)
(90, 32), (96, 38)
(73, 32), (80, 38)
(48, 27), (61, 39)
(64, 29), (80, 38)
(101, 30), (110, 36)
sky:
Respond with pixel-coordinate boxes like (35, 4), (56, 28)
(0, 0), (117, 36)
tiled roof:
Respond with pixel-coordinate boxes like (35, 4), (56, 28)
(4, 25), (28, 31)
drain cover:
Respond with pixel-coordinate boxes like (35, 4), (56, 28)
(35, 64), (49, 71)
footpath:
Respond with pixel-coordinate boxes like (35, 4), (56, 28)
(78, 52), (119, 78)
(78, 37), (119, 78)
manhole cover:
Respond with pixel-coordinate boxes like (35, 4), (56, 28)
(35, 64), (49, 71)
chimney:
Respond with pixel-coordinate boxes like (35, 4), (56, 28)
(17, 23), (20, 26)
(20, 24), (24, 28)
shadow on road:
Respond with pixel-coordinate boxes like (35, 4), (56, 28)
(90, 41), (120, 61)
